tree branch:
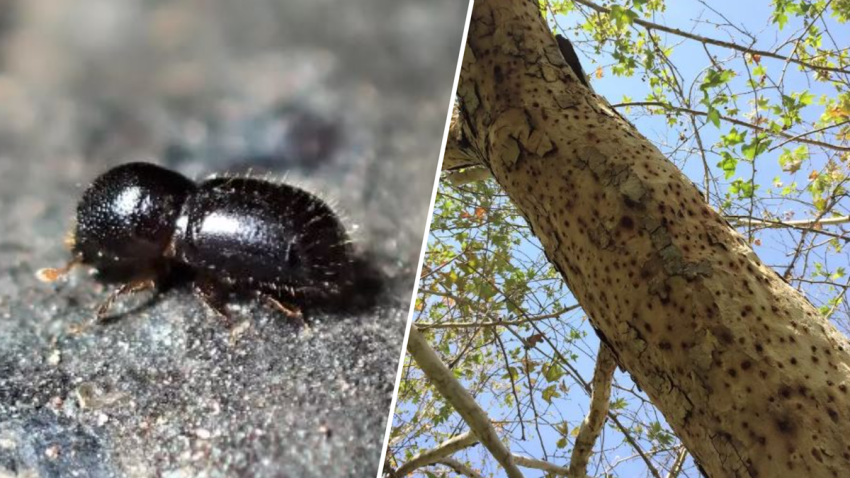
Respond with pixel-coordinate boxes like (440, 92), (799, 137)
(726, 214), (850, 228)
(396, 340), (648, 478)
(446, 166), (492, 185)
(726, 215), (850, 243)
(513, 455), (572, 475)
(395, 429), (575, 477)
(495, 333), (526, 440)
(572, 0), (850, 75)
(607, 413), (663, 478)
(768, 120), (850, 152)
(416, 304), (581, 329)
(436, 458), (484, 478)
(395, 431), (479, 476)
(406, 327), (526, 478)
(665, 446), (689, 478)
(444, 104), (483, 171)
(613, 101), (850, 153)
(465, 270), (662, 478)
(568, 345), (617, 478)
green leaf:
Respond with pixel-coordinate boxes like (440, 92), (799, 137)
(717, 152), (738, 180)
(610, 5), (639, 28)
(647, 421), (674, 446)
(707, 107), (721, 128)
(543, 362), (565, 382)
(775, 11), (789, 29)
(700, 69), (734, 91)
(778, 145), (808, 173)
(730, 178), (757, 198)
(542, 384), (561, 404)
(742, 136), (772, 160)
(721, 127), (747, 147)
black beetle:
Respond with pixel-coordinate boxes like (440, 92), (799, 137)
(38, 162), (354, 322)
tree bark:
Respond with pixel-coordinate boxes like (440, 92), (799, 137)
(406, 327), (526, 478)
(569, 345), (617, 478)
(452, 1), (850, 477)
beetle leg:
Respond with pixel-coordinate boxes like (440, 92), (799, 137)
(96, 279), (156, 320)
(194, 278), (233, 326)
(264, 295), (308, 329)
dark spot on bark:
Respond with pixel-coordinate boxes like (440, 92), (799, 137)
(494, 65), (504, 83)
(775, 415), (796, 435)
(827, 408), (839, 423)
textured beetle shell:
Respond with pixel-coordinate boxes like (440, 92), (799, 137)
(73, 162), (196, 281)
(173, 177), (353, 299)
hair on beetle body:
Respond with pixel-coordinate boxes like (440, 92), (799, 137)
(37, 162), (356, 326)
(200, 168), (358, 253)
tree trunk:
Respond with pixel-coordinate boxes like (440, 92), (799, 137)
(449, 1), (850, 476)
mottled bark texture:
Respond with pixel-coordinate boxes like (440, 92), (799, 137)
(451, 1), (850, 477)
(569, 345), (616, 478)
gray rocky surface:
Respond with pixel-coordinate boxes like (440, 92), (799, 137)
(0, 1), (468, 476)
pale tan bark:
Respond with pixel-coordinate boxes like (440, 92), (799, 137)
(446, 166), (491, 185)
(569, 345), (617, 478)
(395, 431), (478, 476)
(405, 328), (589, 477)
(666, 446), (689, 478)
(394, 428), (575, 477)
(437, 458), (484, 478)
(512, 455), (570, 475)
(452, 1), (850, 477)
(406, 327), (526, 478)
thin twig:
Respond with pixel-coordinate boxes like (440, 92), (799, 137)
(496, 333), (526, 440)
(416, 304), (581, 329)
(612, 101), (850, 152)
(572, 0), (850, 75)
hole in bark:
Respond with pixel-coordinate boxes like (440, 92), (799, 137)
(775, 415), (796, 436)
(827, 408), (839, 423)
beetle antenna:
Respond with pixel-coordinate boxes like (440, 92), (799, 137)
(36, 255), (82, 283)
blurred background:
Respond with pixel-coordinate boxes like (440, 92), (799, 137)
(0, 1), (469, 476)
